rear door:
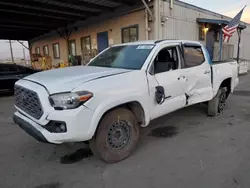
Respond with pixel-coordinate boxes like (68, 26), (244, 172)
(180, 44), (213, 105)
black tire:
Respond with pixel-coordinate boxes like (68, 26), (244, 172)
(207, 87), (228, 116)
(89, 108), (139, 163)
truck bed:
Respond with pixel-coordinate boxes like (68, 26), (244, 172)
(211, 60), (239, 95)
(212, 59), (236, 64)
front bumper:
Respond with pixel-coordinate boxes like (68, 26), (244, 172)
(13, 105), (94, 144)
(13, 114), (49, 143)
(13, 79), (96, 144)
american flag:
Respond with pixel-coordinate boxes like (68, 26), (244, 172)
(222, 6), (246, 43)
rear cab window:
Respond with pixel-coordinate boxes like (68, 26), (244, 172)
(182, 44), (205, 68)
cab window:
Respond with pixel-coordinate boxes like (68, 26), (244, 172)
(183, 46), (205, 68)
(153, 46), (179, 74)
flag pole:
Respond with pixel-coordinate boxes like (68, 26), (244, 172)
(237, 28), (242, 63)
(219, 26), (223, 61)
(236, 5), (246, 63)
(221, 5), (247, 62)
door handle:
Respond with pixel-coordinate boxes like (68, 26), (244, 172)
(204, 70), (211, 74)
(178, 75), (186, 80)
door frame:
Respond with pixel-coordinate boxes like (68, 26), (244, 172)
(68, 39), (77, 56)
(97, 31), (109, 53)
(206, 30), (215, 60)
(81, 35), (92, 64)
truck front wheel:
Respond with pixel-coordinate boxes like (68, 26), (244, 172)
(207, 87), (228, 116)
(89, 108), (139, 163)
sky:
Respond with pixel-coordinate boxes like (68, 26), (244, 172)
(181, 0), (250, 23)
(0, 0), (249, 59)
(0, 41), (29, 61)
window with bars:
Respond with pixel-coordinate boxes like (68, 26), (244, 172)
(43, 45), (49, 56)
(199, 26), (205, 41)
(68, 40), (77, 56)
(121, 25), (139, 43)
(53, 43), (60, 59)
(81, 36), (92, 54)
(35, 47), (40, 55)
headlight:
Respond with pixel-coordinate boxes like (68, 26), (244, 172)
(49, 91), (93, 110)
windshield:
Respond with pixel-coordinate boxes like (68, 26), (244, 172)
(88, 45), (155, 70)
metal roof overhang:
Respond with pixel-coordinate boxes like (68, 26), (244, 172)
(0, 0), (144, 40)
(197, 18), (247, 29)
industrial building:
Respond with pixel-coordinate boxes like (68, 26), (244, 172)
(1, 0), (249, 66)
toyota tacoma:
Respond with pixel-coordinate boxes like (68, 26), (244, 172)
(13, 40), (239, 163)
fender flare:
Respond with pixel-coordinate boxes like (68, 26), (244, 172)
(87, 97), (150, 138)
(213, 77), (232, 95)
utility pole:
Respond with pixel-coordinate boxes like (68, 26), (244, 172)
(21, 42), (26, 62)
(9, 40), (14, 63)
(23, 47), (26, 62)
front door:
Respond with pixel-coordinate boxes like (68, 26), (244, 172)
(97, 31), (109, 53)
(180, 44), (213, 105)
(206, 30), (215, 60)
(148, 44), (186, 119)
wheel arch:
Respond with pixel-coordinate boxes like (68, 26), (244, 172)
(88, 100), (149, 139)
(219, 77), (232, 97)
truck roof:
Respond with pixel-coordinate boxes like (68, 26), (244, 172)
(113, 40), (202, 46)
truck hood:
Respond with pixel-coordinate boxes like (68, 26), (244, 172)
(23, 66), (130, 94)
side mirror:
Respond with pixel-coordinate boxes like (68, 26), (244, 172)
(155, 86), (165, 105)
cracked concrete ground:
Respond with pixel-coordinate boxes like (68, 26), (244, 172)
(1, 74), (250, 188)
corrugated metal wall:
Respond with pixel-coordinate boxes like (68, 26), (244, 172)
(159, 0), (219, 40)
(156, 0), (250, 60)
(240, 28), (250, 60)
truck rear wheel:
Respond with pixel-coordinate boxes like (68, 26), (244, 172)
(207, 87), (228, 116)
(89, 108), (139, 163)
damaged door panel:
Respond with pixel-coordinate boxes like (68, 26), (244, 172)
(181, 45), (213, 105)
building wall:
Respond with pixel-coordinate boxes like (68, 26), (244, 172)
(238, 27), (250, 60)
(31, 0), (250, 65)
(158, 0), (250, 60)
(31, 10), (146, 65)
(31, 36), (68, 65)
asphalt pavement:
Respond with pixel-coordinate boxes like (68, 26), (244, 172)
(1, 74), (250, 188)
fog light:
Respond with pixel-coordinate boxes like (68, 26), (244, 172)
(60, 124), (66, 132)
(45, 121), (67, 133)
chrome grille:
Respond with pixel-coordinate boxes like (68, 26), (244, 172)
(14, 85), (43, 120)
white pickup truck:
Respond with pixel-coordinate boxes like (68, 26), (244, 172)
(13, 40), (239, 163)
